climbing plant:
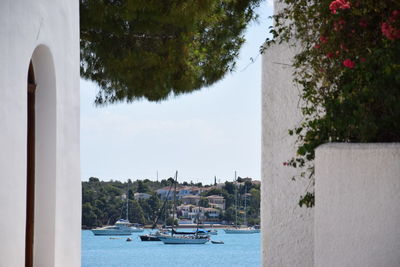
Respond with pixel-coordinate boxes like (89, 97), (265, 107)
(263, 0), (400, 207)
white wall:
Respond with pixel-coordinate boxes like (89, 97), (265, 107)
(261, 39), (314, 267)
(0, 0), (80, 266)
(315, 143), (400, 267)
(261, 1), (314, 265)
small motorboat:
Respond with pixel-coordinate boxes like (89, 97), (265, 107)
(211, 240), (224, 244)
(126, 237), (132, 242)
(208, 229), (218, 235)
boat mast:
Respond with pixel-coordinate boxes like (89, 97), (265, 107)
(234, 171), (237, 228)
(126, 181), (129, 221)
(244, 185), (247, 226)
(172, 171), (178, 236)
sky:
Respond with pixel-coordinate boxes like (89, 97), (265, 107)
(80, 1), (274, 185)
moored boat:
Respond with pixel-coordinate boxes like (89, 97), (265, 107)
(91, 219), (144, 236)
(158, 235), (209, 244)
(223, 227), (260, 234)
(159, 171), (210, 245)
(139, 230), (170, 241)
(208, 229), (218, 235)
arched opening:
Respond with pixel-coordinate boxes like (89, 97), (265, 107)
(26, 45), (57, 267)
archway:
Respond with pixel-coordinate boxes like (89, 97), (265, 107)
(26, 45), (57, 267)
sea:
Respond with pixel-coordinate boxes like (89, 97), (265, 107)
(82, 229), (260, 267)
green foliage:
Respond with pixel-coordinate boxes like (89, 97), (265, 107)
(128, 200), (146, 224)
(82, 179), (163, 227)
(264, 0), (400, 207)
(223, 206), (236, 222)
(82, 177), (261, 227)
(137, 180), (149, 193)
(80, 0), (261, 104)
(166, 217), (179, 227)
(198, 197), (210, 208)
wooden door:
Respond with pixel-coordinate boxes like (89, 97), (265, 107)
(26, 61), (36, 267)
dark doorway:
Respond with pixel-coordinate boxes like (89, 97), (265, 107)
(26, 61), (36, 267)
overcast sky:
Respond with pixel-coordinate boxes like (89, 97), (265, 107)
(80, 2), (273, 185)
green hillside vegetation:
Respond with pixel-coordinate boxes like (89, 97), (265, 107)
(82, 177), (260, 228)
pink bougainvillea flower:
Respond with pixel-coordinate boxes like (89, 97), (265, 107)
(359, 19), (368, 28)
(381, 22), (400, 40)
(329, 0), (351, 14)
(326, 52), (334, 58)
(333, 19), (346, 31)
(343, 59), (355, 68)
(314, 44), (321, 49)
(319, 36), (328, 43)
(382, 11), (400, 40)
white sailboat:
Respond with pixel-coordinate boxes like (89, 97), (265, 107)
(92, 183), (144, 236)
(224, 171), (260, 234)
(159, 171), (209, 244)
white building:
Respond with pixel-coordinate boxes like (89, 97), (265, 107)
(261, 1), (314, 266)
(206, 195), (225, 210)
(181, 195), (201, 205)
(157, 186), (207, 200)
(177, 205), (220, 221)
(156, 186), (174, 200)
(0, 1), (80, 267)
(134, 192), (151, 200)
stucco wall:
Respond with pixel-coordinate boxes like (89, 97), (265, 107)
(261, 40), (314, 267)
(315, 143), (400, 267)
(0, 0), (80, 266)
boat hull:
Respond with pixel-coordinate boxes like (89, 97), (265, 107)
(139, 235), (161, 241)
(91, 228), (144, 236)
(223, 229), (260, 234)
(158, 236), (209, 244)
(91, 230), (133, 236)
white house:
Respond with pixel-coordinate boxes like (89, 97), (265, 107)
(0, 1), (80, 267)
(156, 186), (174, 200)
(181, 195), (201, 205)
(206, 195), (225, 210)
(134, 192), (151, 200)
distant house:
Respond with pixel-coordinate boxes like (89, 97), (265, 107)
(203, 208), (221, 219)
(156, 186), (174, 200)
(206, 195), (226, 210)
(181, 195), (201, 205)
(191, 207), (221, 221)
(177, 204), (195, 218)
(157, 186), (208, 200)
(134, 192), (151, 200)
(176, 186), (193, 199)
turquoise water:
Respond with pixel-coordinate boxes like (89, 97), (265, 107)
(82, 229), (260, 267)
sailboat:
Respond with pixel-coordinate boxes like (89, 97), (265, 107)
(91, 183), (144, 236)
(224, 172), (260, 234)
(140, 179), (175, 241)
(158, 171), (209, 244)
